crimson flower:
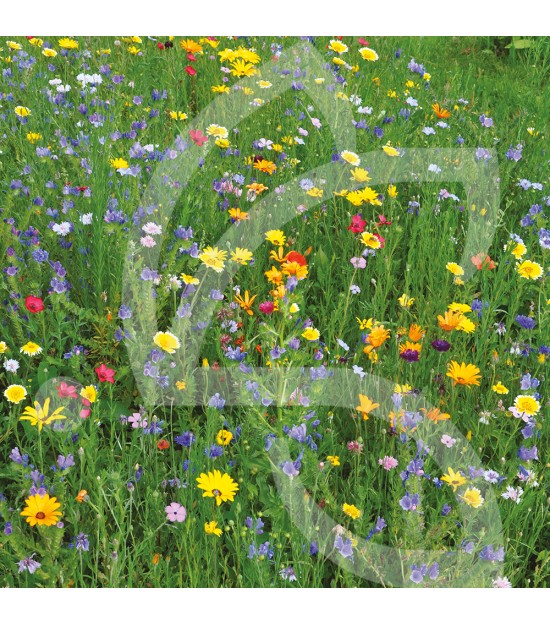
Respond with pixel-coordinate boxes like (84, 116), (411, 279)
(347, 214), (366, 233)
(185, 66), (197, 77)
(25, 295), (44, 314)
(95, 364), (116, 383)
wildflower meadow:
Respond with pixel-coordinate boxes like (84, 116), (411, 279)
(0, 34), (548, 590)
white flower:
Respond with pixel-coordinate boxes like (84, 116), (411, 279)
(142, 222), (162, 235)
(3, 359), (19, 373)
(52, 221), (72, 236)
(80, 213), (93, 225)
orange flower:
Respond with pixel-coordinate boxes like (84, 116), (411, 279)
(281, 260), (308, 280)
(422, 407), (451, 423)
(234, 290), (257, 315)
(446, 361), (481, 387)
(432, 103), (451, 119)
(437, 310), (463, 332)
(157, 439), (170, 450)
(76, 489), (88, 503)
(253, 159), (277, 175)
(228, 207), (249, 221)
(366, 324), (390, 348)
(471, 253), (495, 270)
(408, 324), (425, 342)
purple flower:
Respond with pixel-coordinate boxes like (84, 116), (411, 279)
(56, 454), (75, 470)
(515, 315), (535, 330)
(18, 555), (41, 574)
(208, 393), (226, 410)
(334, 534), (354, 560)
(399, 493), (420, 512)
(431, 339), (451, 352)
(165, 502), (187, 523)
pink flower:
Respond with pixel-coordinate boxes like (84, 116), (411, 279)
(140, 235), (156, 248)
(440, 434), (456, 448)
(259, 301), (275, 314)
(492, 576), (512, 588)
(95, 363), (116, 383)
(350, 256), (367, 269)
(165, 502), (187, 523)
(185, 65), (197, 77)
(347, 440), (364, 453)
(128, 412), (147, 429)
(378, 456), (398, 471)
(57, 381), (78, 399)
(189, 129), (208, 147)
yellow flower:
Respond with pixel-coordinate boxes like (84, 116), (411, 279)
(492, 382), (509, 395)
(356, 317), (373, 330)
(168, 111), (188, 121)
(206, 124), (228, 139)
(0, 341), (7, 354)
(361, 232), (382, 249)
(382, 142), (400, 156)
(329, 40), (348, 54)
(359, 47), (379, 61)
(446, 262), (464, 276)
(265, 229), (286, 246)
(58, 38), (78, 50)
(327, 455), (340, 467)
(20, 493), (62, 527)
(204, 521), (223, 537)
(343, 503), (361, 519)
(180, 274), (199, 285)
(289, 303), (300, 314)
(153, 331), (181, 354)
(127, 46), (141, 55)
(216, 429), (234, 446)
(81, 386), (97, 403)
(446, 361), (481, 387)
(387, 184), (398, 198)
(306, 187), (324, 198)
(176, 380), (187, 391)
(20, 341), (42, 356)
(302, 327), (320, 341)
(281, 261), (308, 280)
(4, 384), (27, 404)
(513, 395), (540, 416)
(398, 293), (414, 309)
(7, 41), (22, 50)
(235, 290), (257, 316)
(230, 59), (257, 77)
(253, 159), (277, 175)
(265, 265), (284, 285)
(456, 316), (476, 334)
(510, 242), (526, 259)
(196, 470), (239, 506)
(20, 398), (66, 431)
(517, 260), (543, 280)
(340, 150), (360, 166)
(461, 488), (484, 508)
(230, 247), (253, 265)
(211, 84), (230, 94)
(110, 157), (129, 169)
(199, 246), (227, 273)
(235, 47), (260, 64)
(448, 302), (472, 314)
(356, 394), (380, 420)
(14, 106), (31, 117)
(438, 310), (464, 332)
(26, 132), (42, 144)
(257, 80), (272, 88)
(441, 467), (467, 492)
(349, 167), (371, 183)
(42, 48), (57, 58)
(215, 138), (230, 149)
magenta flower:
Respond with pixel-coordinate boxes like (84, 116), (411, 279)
(165, 502), (187, 523)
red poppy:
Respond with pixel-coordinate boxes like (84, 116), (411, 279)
(77, 186), (89, 192)
(347, 214), (367, 233)
(157, 42), (165, 50)
(157, 439), (170, 450)
(95, 363), (116, 383)
(25, 295), (44, 314)
(185, 66), (197, 77)
(286, 251), (307, 266)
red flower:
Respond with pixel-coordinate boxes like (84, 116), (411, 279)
(185, 66), (197, 77)
(95, 364), (116, 383)
(187, 53), (197, 62)
(189, 129), (208, 146)
(347, 214), (367, 233)
(374, 233), (386, 248)
(471, 253), (495, 270)
(25, 295), (44, 314)
(286, 251), (307, 266)
(376, 214), (392, 226)
(157, 439), (170, 450)
(157, 42), (165, 50)
(358, 38), (370, 46)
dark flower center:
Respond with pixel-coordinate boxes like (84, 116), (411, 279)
(36, 512), (46, 519)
